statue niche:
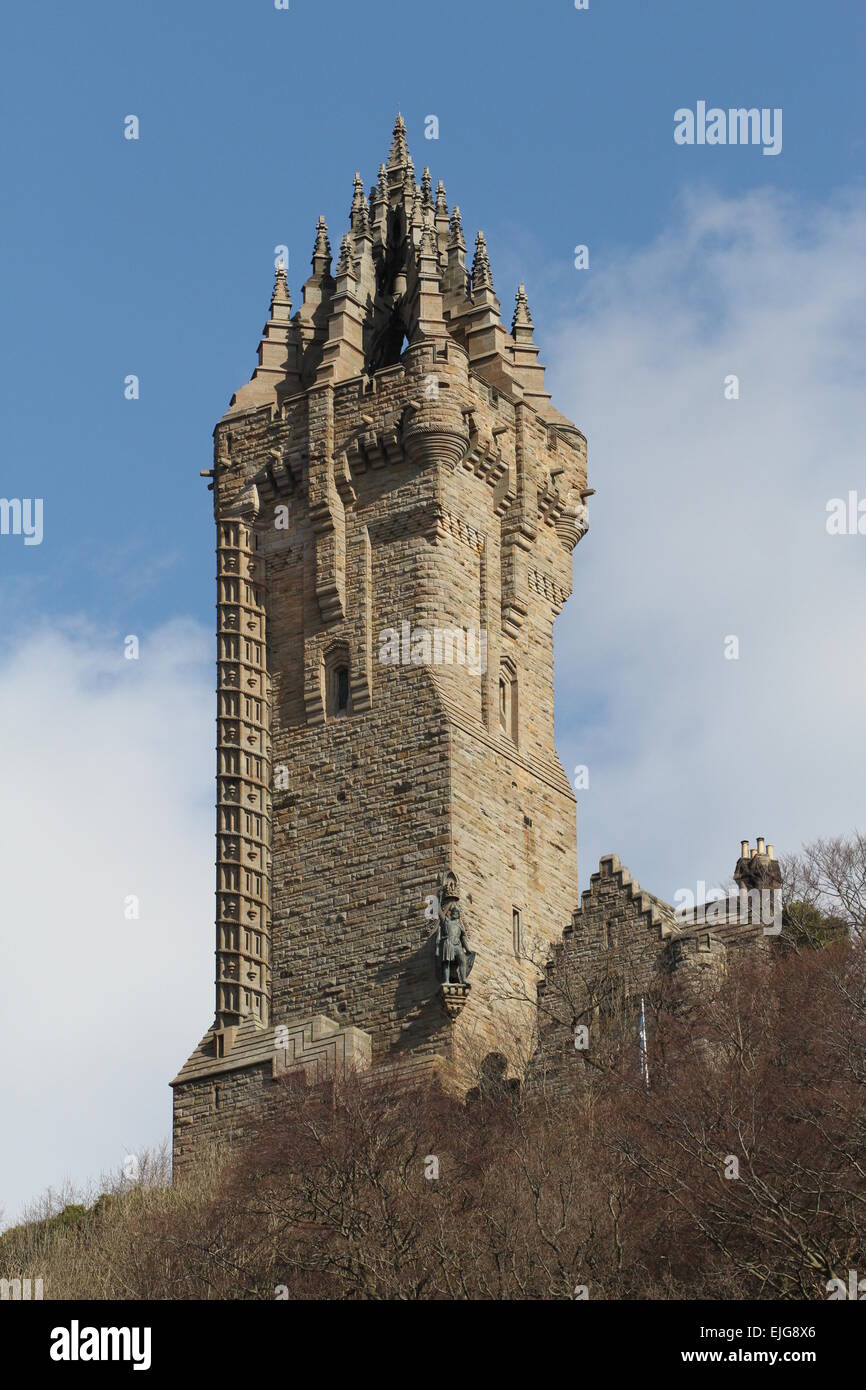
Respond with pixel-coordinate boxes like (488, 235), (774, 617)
(434, 869), (475, 987)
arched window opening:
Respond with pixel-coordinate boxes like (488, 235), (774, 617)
(324, 646), (352, 719)
(513, 907), (523, 957)
(335, 665), (349, 713)
(499, 660), (518, 746)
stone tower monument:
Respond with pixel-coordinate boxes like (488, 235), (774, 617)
(172, 116), (591, 1168)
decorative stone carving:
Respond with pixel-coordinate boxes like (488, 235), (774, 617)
(271, 1015), (372, 1086)
(441, 982), (471, 1020)
(554, 494), (589, 552)
(402, 397), (470, 472)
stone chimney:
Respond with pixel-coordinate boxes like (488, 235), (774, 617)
(733, 836), (782, 929)
(734, 837), (780, 890)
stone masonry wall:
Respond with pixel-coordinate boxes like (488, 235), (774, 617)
(526, 854), (679, 1096)
(214, 338), (581, 1073)
(173, 1062), (275, 1174)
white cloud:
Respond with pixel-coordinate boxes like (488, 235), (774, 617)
(0, 620), (213, 1226)
(547, 186), (866, 900)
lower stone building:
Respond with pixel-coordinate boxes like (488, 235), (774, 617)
(172, 837), (780, 1170)
(524, 839), (780, 1098)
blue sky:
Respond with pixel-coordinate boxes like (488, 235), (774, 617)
(1, 0), (863, 637)
(2, 1), (866, 1224)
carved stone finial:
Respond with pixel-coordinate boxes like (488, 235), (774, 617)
(419, 220), (438, 261)
(336, 232), (354, 277)
(312, 214), (332, 276)
(512, 284), (533, 333)
(411, 186), (424, 232)
(350, 171), (365, 227)
(449, 206), (466, 252)
(472, 230), (494, 293)
(388, 112), (410, 168)
(271, 261), (291, 311)
(356, 191), (370, 237)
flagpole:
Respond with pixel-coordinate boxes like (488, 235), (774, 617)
(639, 995), (650, 1089)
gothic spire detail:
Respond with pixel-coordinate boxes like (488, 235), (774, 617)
(434, 181), (450, 258)
(472, 230), (494, 293)
(311, 215), (332, 277)
(449, 205), (466, 252)
(419, 220), (438, 261)
(351, 171), (364, 219)
(271, 260), (292, 314)
(508, 281), (551, 411)
(412, 182), (424, 231)
(337, 232), (354, 277)
(388, 112), (410, 168)
(227, 259), (300, 411)
(512, 284), (533, 334)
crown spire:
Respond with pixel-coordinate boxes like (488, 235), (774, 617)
(388, 112), (410, 168)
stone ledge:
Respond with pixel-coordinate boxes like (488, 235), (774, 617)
(171, 1013), (372, 1088)
(272, 1015), (372, 1085)
(440, 982), (471, 1020)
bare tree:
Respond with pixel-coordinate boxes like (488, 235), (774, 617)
(779, 833), (865, 949)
